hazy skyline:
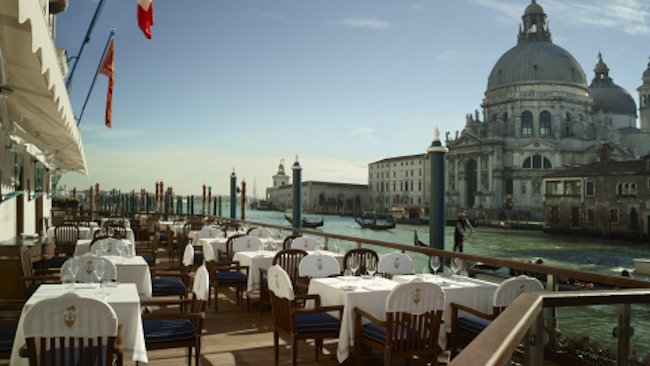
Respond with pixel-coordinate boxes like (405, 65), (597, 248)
(57, 0), (650, 196)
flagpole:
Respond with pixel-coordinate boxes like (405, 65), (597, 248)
(65, 0), (108, 91)
(77, 29), (115, 127)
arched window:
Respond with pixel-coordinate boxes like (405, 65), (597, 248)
(539, 111), (552, 136)
(631, 182), (637, 195)
(522, 155), (553, 169)
(617, 182), (623, 195)
(521, 111), (533, 136)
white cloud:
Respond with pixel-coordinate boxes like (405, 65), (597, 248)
(252, 10), (287, 22)
(348, 126), (381, 143)
(475, 0), (650, 35)
(324, 18), (393, 30)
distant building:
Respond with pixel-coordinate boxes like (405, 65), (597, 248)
(542, 150), (650, 240)
(369, 1), (650, 221)
(368, 154), (428, 214)
(266, 160), (368, 214)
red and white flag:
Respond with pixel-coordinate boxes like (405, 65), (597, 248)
(137, 0), (154, 39)
(98, 38), (115, 128)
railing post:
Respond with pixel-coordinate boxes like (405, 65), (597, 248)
(545, 274), (559, 349)
(525, 312), (545, 366)
(617, 303), (631, 366)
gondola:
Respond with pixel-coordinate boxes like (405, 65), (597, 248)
(284, 212), (324, 228)
(354, 213), (396, 230)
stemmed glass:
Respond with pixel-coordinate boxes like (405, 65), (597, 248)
(366, 260), (377, 277)
(430, 256), (441, 276)
(332, 239), (340, 254)
(348, 256), (360, 277)
(94, 260), (106, 285)
(69, 258), (80, 280)
(450, 257), (463, 276)
(270, 239), (279, 252)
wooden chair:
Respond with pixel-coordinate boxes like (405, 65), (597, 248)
(343, 248), (379, 276)
(247, 226), (271, 238)
(298, 254), (341, 279)
(354, 279), (445, 366)
(219, 233), (247, 260)
(205, 255), (250, 313)
(259, 249), (309, 311)
(150, 244), (193, 299)
(0, 299), (24, 360)
(141, 264), (209, 366)
(268, 265), (343, 366)
(21, 292), (124, 365)
(377, 252), (415, 278)
(50, 224), (79, 268)
(449, 275), (545, 358)
(105, 224), (127, 239)
(282, 234), (301, 250)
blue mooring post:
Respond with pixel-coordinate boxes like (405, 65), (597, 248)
(292, 155), (302, 230)
(427, 128), (449, 269)
(230, 170), (237, 219)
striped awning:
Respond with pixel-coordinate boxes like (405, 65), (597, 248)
(0, 0), (87, 174)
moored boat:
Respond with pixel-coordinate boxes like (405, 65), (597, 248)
(284, 212), (324, 228)
(354, 213), (395, 230)
(634, 258), (650, 275)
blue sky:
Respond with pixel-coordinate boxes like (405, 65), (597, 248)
(57, 0), (650, 196)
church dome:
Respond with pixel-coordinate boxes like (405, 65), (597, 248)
(589, 53), (636, 116)
(487, 42), (587, 91)
(486, 1), (587, 92)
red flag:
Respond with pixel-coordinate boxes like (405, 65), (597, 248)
(137, 0), (154, 39)
(98, 38), (114, 128)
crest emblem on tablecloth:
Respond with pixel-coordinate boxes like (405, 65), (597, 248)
(317, 258), (323, 271)
(393, 257), (400, 269)
(246, 239), (251, 249)
(412, 288), (422, 305)
(107, 242), (113, 253)
(85, 260), (95, 274)
(64, 305), (77, 327)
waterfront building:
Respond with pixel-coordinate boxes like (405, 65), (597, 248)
(0, 1), (86, 241)
(368, 0), (650, 221)
(266, 160), (368, 214)
(368, 154), (428, 215)
(542, 149), (650, 239)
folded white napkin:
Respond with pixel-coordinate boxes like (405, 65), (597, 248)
(202, 241), (215, 261)
(182, 244), (195, 266)
(193, 264), (210, 301)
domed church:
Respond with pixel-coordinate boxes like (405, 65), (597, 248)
(444, 0), (650, 218)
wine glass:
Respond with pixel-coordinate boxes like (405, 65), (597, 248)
(332, 239), (340, 254)
(69, 258), (80, 280)
(348, 256), (360, 276)
(270, 239), (279, 252)
(430, 256), (441, 276)
(366, 260), (377, 277)
(94, 260), (106, 284)
(450, 257), (463, 276)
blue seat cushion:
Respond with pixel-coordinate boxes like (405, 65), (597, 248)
(48, 256), (69, 268)
(151, 277), (186, 296)
(144, 319), (196, 343)
(0, 325), (16, 353)
(458, 315), (492, 334)
(216, 271), (246, 283)
(295, 312), (340, 334)
(26, 282), (40, 299)
(361, 322), (431, 344)
(142, 255), (155, 266)
(42, 345), (113, 365)
(193, 252), (203, 265)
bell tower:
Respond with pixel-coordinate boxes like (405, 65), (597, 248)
(272, 159), (289, 188)
(639, 58), (650, 130)
(518, 0), (552, 44)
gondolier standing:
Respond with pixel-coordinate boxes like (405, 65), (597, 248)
(453, 211), (472, 252)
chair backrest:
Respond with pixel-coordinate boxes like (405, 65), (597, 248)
(378, 252), (415, 276)
(382, 279), (445, 353)
(62, 255), (117, 283)
(282, 234), (301, 250)
(298, 254), (340, 278)
(343, 248), (379, 275)
(290, 236), (319, 251)
(182, 243), (195, 266)
(247, 227), (272, 238)
(232, 236), (264, 253)
(90, 237), (128, 256)
(192, 264), (210, 304)
(202, 240), (215, 262)
(54, 224), (79, 246)
(196, 226), (221, 239)
(493, 275), (544, 310)
(23, 292), (119, 366)
(105, 224), (127, 239)
(223, 233), (246, 259)
(273, 249), (308, 287)
(268, 264), (294, 300)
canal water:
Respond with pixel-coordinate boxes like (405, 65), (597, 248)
(241, 208), (650, 359)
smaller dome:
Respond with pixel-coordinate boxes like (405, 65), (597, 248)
(644, 59), (650, 81)
(524, 0), (544, 15)
(590, 85), (637, 116)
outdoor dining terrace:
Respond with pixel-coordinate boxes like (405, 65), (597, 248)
(2, 214), (650, 365)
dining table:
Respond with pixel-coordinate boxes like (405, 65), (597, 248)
(104, 255), (153, 298)
(74, 238), (135, 257)
(9, 283), (148, 364)
(308, 274), (498, 363)
(233, 250), (344, 293)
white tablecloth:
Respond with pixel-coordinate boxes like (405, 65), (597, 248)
(106, 256), (152, 298)
(393, 274), (498, 347)
(74, 239), (135, 257)
(309, 274), (498, 363)
(233, 250), (344, 292)
(10, 283), (147, 364)
(201, 237), (283, 257)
